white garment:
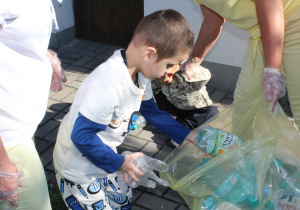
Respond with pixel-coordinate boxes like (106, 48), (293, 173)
(0, 0), (55, 146)
(53, 50), (153, 183)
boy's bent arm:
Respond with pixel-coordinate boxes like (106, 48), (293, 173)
(71, 112), (125, 173)
(139, 98), (191, 144)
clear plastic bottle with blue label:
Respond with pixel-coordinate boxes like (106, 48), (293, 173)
(132, 116), (146, 130)
(201, 156), (259, 210)
(196, 126), (243, 156)
(270, 157), (300, 208)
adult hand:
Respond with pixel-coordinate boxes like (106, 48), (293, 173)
(117, 151), (169, 192)
(47, 49), (67, 91)
(0, 158), (29, 208)
(262, 67), (286, 113)
(180, 55), (203, 81)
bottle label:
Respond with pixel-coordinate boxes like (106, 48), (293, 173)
(210, 130), (242, 156)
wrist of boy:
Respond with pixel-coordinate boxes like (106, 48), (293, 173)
(118, 155), (128, 171)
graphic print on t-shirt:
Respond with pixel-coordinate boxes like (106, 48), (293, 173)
(109, 111), (128, 129)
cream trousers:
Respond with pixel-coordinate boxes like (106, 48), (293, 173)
(0, 139), (51, 210)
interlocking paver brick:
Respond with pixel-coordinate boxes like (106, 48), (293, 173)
(137, 130), (170, 145)
(40, 109), (58, 126)
(61, 89), (78, 103)
(60, 56), (78, 65)
(40, 144), (55, 167)
(77, 73), (89, 82)
(66, 65), (90, 73)
(164, 188), (186, 204)
(66, 80), (82, 89)
(83, 57), (107, 69)
(35, 138), (53, 155)
(220, 98), (233, 105)
(153, 145), (174, 161)
(45, 170), (56, 183)
(177, 205), (190, 210)
(72, 55), (94, 66)
(48, 99), (70, 111)
(63, 72), (82, 85)
(35, 120), (60, 139)
(44, 127), (59, 142)
(146, 183), (168, 197)
(79, 49), (99, 57)
(50, 86), (76, 101)
(209, 89), (227, 103)
(135, 193), (178, 209)
(122, 135), (149, 150)
(140, 141), (163, 157)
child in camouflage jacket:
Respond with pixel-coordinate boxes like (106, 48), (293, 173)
(152, 64), (218, 130)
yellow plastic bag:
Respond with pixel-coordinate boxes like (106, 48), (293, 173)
(160, 90), (300, 210)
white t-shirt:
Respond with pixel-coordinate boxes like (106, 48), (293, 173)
(0, 0), (55, 146)
(53, 50), (153, 183)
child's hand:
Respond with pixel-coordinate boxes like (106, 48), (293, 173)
(117, 151), (169, 192)
(119, 152), (144, 183)
(185, 129), (199, 146)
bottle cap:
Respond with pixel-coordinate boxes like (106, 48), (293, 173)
(132, 124), (138, 130)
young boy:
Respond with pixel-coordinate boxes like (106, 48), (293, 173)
(152, 64), (219, 130)
(53, 9), (198, 209)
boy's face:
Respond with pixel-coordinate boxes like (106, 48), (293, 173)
(142, 51), (189, 80)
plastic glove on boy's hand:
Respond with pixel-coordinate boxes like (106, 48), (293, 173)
(180, 55), (203, 81)
(262, 68), (286, 113)
(0, 158), (29, 208)
(118, 151), (169, 191)
(48, 49), (67, 92)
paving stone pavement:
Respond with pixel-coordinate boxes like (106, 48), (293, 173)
(35, 39), (297, 210)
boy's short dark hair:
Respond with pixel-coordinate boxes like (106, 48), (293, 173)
(132, 9), (194, 61)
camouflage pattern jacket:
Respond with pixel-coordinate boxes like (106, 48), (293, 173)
(152, 65), (214, 110)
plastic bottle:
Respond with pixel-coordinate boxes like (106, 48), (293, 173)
(196, 126), (243, 156)
(216, 174), (240, 198)
(272, 158), (300, 209)
(211, 157), (259, 208)
(132, 116), (146, 130)
(203, 195), (218, 210)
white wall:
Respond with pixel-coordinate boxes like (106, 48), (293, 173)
(144, 0), (249, 68)
(51, 0), (75, 33)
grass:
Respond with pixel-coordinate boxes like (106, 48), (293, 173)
(48, 184), (67, 210)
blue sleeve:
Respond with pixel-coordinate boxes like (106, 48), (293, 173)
(71, 112), (124, 173)
(139, 98), (191, 144)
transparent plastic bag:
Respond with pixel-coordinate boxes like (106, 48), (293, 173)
(160, 90), (300, 210)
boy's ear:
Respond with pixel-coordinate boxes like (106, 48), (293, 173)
(142, 46), (157, 61)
